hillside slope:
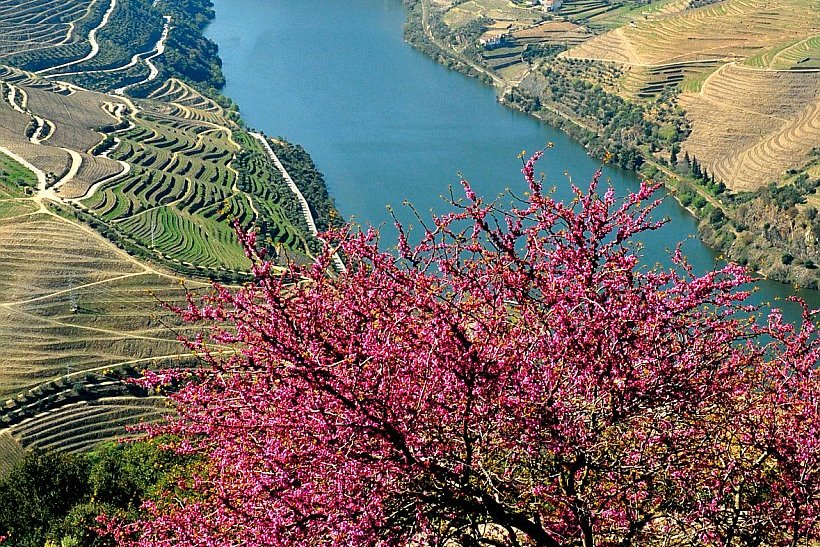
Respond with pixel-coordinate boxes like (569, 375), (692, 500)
(0, 0), (339, 469)
(407, 0), (820, 286)
(562, 0), (820, 191)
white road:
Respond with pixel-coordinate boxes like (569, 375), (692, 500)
(251, 132), (346, 272)
(114, 16), (172, 95)
(37, 0), (119, 75)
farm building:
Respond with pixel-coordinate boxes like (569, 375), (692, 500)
(479, 31), (515, 49)
(542, 0), (563, 11)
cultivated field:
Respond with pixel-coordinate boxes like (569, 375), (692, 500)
(0, 68), (312, 274)
(0, 150), (206, 467)
(10, 397), (170, 454)
(0, 0), (95, 58)
(511, 21), (590, 47)
(443, 0), (543, 29)
(0, 0), (110, 73)
(0, 63), (321, 464)
(557, 0), (820, 190)
(679, 63), (820, 190)
(565, 0), (820, 66)
(73, 82), (310, 270)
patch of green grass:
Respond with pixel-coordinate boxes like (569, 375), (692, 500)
(771, 34), (820, 69)
(679, 66), (718, 93)
(0, 152), (37, 198)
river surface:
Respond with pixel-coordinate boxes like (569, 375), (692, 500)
(205, 0), (819, 319)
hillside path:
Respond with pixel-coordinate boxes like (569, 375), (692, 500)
(37, 0), (119, 75)
(251, 132), (346, 272)
(114, 16), (172, 95)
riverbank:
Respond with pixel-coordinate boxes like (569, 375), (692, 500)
(400, 0), (820, 289)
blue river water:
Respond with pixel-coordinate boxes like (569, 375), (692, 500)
(205, 0), (819, 318)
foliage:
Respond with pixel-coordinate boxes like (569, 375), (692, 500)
(155, 22), (225, 91)
(155, 0), (215, 29)
(105, 154), (819, 547)
(0, 451), (90, 547)
(760, 176), (820, 211)
(90, 0), (164, 71)
(2, 0), (110, 72)
(268, 139), (344, 234)
(0, 442), (188, 547)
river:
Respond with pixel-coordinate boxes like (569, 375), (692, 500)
(204, 0), (819, 319)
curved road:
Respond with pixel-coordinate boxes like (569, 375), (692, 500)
(37, 0), (118, 75)
(114, 16), (172, 95)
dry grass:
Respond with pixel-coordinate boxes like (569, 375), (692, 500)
(565, 0), (820, 66)
(557, 0), (820, 190)
(0, 208), (210, 396)
(24, 84), (117, 151)
(679, 63), (820, 190)
(443, 0), (543, 29)
(0, 164), (204, 457)
(511, 20), (590, 46)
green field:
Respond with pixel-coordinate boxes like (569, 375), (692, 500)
(64, 82), (313, 273)
(0, 151), (37, 196)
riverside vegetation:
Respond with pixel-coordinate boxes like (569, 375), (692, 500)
(402, 0), (820, 288)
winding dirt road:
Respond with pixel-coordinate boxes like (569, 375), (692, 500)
(37, 0), (119, 76)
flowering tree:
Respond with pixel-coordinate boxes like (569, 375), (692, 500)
(106, 153), (819, 547)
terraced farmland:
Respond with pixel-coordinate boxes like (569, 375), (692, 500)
(679, 63), (820, 190)
(0, 148), (210, 468)
(9, 397), (170, 454)
(751, 35), (820, 70)
(565, 0), (820, 67)
(619, 60), (723, 98)
(73, 84), (311, 270)
(0, 0), (110, 72)
(0, 60), (324, 463)
(0, 67), (314, 274)
(554, 0), (820, 190)
(442, 0), (543, 28)
(511, 21), (590, 47)
(0, 65), (126, 193)
(558, 0), (623, 23)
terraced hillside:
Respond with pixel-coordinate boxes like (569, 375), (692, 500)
(0, 67), (318, 361)
(679, 63), (820, 190)
(0, 0), (344, 473)
(565, 0), (819, 67)
(0, 148), (205, 466)
(0, 93), (315, 462)
(0, 67), (313, 274)
(0, 0), (108, 71)
(0, 0), (224, 98)
(0, 0), (347, 469)
(558, 0), (820, 191)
